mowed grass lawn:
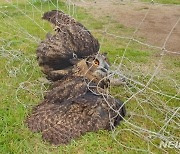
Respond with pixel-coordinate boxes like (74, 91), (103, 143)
(0, 0), (179, 153)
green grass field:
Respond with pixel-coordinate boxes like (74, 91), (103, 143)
(0, 0), (179, 153)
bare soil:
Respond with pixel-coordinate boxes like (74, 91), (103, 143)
(74, 0), (180, 53)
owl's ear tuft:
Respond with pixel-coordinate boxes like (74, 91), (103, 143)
(85, 56), (95, 66)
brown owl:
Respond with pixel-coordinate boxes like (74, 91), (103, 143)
(26, 54), (126, 145)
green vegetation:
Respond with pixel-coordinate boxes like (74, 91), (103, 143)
(0, 0), (179, 153)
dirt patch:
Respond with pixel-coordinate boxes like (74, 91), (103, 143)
(74, 0), (180, 53)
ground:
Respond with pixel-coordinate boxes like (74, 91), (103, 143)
(74, 0), (180, 53)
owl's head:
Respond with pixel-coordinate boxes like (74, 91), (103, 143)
(85, 53), (110, 78)
(74, 53), (110, 85)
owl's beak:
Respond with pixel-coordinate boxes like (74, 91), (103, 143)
(99, 67), (108, 73)
(94, 67), (109, 79)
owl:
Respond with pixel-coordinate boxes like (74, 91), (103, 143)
(26, 54), (126, 145)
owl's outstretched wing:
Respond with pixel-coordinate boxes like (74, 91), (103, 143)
(26, 92), (126, 145)
(37, 10), (100, 81)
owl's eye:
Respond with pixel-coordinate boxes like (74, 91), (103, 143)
(94, 59), (99, 65)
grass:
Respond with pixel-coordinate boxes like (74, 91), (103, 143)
(0, 0), (179, 153)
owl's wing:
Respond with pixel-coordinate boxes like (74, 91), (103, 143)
(26, 92), (125, 145)
(26, 76), (88, 132)
(37, 10), (100, 81)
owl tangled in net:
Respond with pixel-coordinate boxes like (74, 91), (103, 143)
(26, 10), (126, 145)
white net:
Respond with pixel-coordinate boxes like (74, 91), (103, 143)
(0, 0), (179, 153)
